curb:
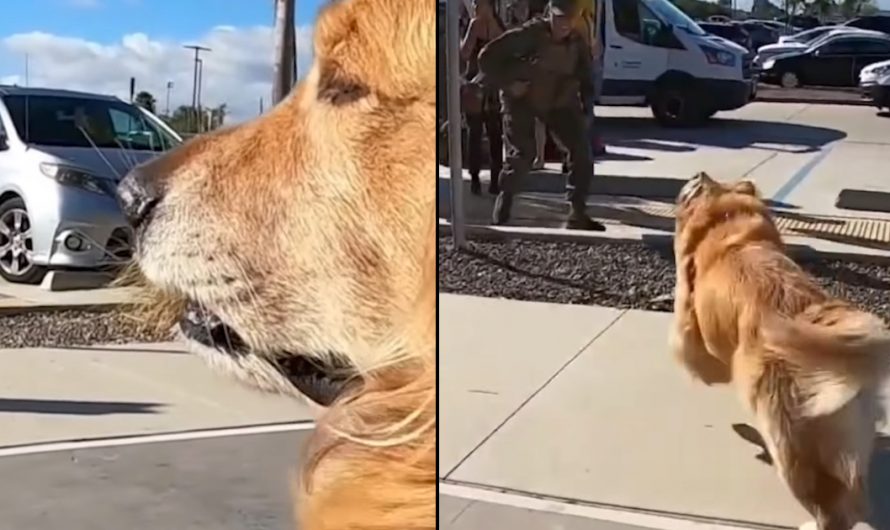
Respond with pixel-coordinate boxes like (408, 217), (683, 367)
(0, 302), (125, 317)
(437, 219), (890, 265)
(754, 95), (873, 107)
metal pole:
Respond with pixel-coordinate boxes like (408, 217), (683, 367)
(272, 0), (296, 105)
(24, 54), (29, 87)
(446, 0), (466, 248)
(197, 58), (204, 133)
(165, 81), (172, 116)
(183, 45), (211, 133)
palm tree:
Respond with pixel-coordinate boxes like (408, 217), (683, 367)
(273, 0), (296, 105)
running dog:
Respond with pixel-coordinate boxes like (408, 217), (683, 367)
(671, 172), (889, 530)
(116, 0), (436, 528)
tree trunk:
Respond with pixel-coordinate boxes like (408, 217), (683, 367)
(273, 0), (296, 105)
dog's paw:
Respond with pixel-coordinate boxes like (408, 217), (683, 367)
(798, 520), (818, 530)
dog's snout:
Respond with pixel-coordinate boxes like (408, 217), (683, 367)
(117, 164), (165, 228)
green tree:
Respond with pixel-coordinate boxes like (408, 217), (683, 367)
(804, 0), (835, 18)
(839, 0), (876, 17)
(134, 91), (157, 113)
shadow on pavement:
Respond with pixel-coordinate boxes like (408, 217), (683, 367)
(50, 345), (186, 355)
(732, 425), (890, 529)
(0, 398), (163, 415)
(836, 189), (890, 214)
(601, 117), (847, 154)
(439, 172), (689, 198)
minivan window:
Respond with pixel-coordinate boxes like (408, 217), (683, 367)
(3, 95), (180, 151)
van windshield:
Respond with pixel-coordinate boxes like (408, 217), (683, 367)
(3, 95), (181, 151)
(640, 0), (706, 36)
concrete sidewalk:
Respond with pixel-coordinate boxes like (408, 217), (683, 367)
(0, 342), (313, 448)
(440, 294), (890, 529)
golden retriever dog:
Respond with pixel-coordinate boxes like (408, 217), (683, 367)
(115, 0), (435, 528)
(671, 172), (889, 530)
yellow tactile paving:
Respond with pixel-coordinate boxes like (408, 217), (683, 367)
(625, 202), (890, 246)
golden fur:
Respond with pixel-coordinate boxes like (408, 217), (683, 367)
(124, 0), (435, 527)
(671, 172), (889, 530)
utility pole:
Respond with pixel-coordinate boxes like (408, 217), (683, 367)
(24, 54), (29, 87)
(165, 81), (173, 116)
(272, 0), (296, 105)
(183, 44), (211, 133)
(196, 58), (204, 133)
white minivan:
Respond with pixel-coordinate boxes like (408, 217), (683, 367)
(590, 0), (753, 126)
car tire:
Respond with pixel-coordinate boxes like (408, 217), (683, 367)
(651, 85), (704, 128)
(779, 71), (801, 89)
(0, 197), (47, 285)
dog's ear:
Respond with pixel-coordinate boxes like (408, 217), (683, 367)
(732, 180), (759, 197)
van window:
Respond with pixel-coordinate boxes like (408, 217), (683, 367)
(613, 0), (662, 45)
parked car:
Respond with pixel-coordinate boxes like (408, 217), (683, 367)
(759, 33), (890, 88)
(698, 22), (752, 50)
(859, 58), (890, 109)
(755, 28), (881, 68)
(0, 86), (182, 283)
(777, 24), (854, 44)
(738, 21), (780, 50)
(754, 20), (802, 36)
(843, 15), (890, 34)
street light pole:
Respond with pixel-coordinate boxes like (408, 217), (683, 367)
(197, 58), (204, 133)
(183, 44), (211, 133)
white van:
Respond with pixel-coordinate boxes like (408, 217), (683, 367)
(591, 0), (753, 126)
(493, 0), (753, 126)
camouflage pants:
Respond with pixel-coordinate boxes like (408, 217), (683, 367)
(498, 102), (592, 207)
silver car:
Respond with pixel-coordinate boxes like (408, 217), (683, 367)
(0, 86), (182, 283)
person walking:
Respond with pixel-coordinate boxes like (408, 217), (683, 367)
(461, 0), (505, 196)
(477, 0), (605, 231)
(503, 0), (548, 171)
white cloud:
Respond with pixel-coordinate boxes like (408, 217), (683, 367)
(1, 25), (314, 123)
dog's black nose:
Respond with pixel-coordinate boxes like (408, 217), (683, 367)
(117, 164), (165, 228)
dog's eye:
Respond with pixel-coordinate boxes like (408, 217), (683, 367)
(318, 61), (370, 105)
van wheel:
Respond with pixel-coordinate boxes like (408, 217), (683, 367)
(651, 86), (704, 128)
(0, 197), (47, 284)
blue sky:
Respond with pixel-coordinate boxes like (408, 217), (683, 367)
(0, 0), (325, 43)
(0, 0), (326, 122)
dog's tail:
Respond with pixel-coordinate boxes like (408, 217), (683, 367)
(761, 305), (890, 418)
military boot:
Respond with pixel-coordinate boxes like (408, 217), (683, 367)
(565, 203), (605, 231)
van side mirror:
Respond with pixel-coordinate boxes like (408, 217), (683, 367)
(0, 131), (8, 151)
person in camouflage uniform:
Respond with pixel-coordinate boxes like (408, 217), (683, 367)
(477, 0), (604, 230)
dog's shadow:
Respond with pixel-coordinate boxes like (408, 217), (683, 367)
(732, 423), (890, 529)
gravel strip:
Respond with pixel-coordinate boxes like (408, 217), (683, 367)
(0, 309), (173, 349)
(438, 236), (890, 321)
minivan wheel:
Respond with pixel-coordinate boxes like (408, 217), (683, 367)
(651, 85), (704, 128)
(780, 71), (800, 89)
(0, 197), (47, 284)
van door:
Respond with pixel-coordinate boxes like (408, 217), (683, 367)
(600, 0), (670, 104)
